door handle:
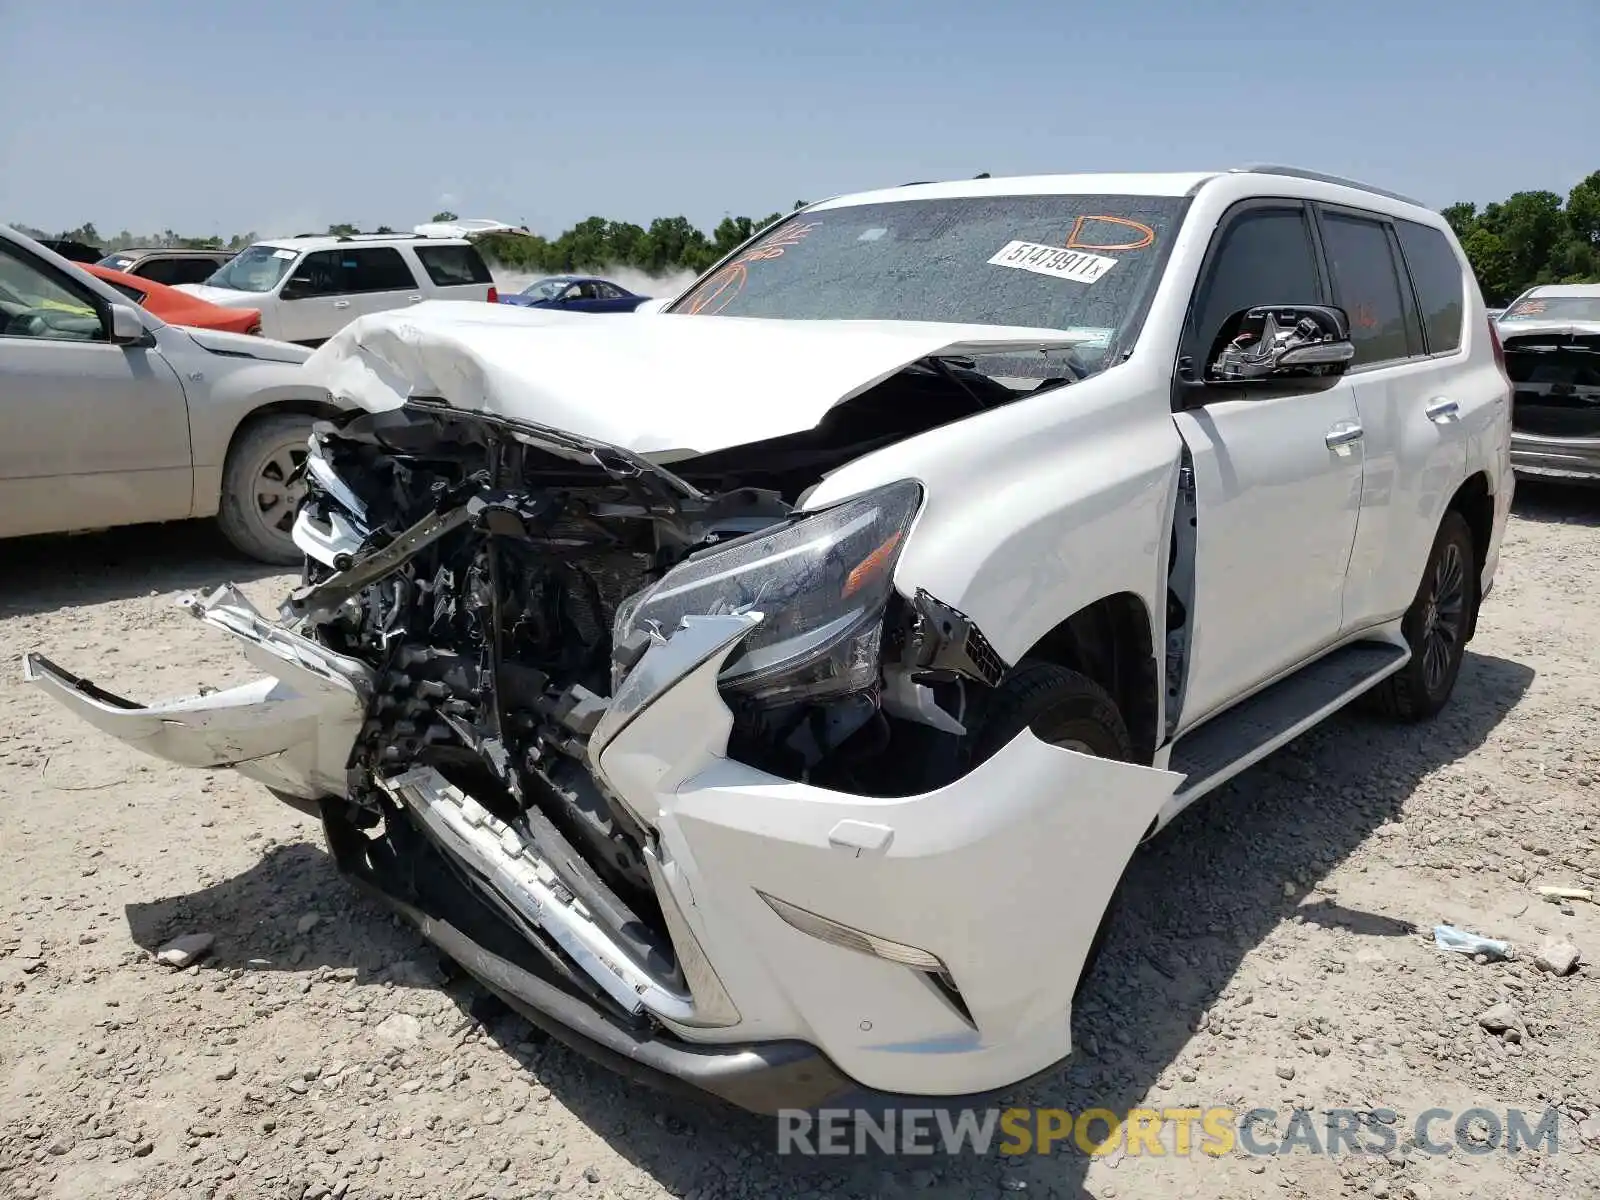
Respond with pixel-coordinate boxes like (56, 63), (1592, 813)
(332, 300), (350, 309)
(407, 295), (423, 303)
(1325, 422), (1364, 449)
(1425, 397), (1460, 423)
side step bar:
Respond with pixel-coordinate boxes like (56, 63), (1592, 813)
(1157, 640), (1409, 829)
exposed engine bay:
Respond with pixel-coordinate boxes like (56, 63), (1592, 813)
(287, 361), (1022, 1012)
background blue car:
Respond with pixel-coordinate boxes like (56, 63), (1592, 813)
(498, 274), (648, 313)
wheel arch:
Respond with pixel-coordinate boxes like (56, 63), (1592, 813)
(223, 395), (344, 458)
(1445, 471), (1493, 642)
(1014, 592), (1161, 764)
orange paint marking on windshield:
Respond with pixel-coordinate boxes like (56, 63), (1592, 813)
(680, 221), (822, 314)
(684, 263), (748, 315)
(1065, 215), (1155, 252)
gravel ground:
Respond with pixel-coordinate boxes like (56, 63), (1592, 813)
(2, 484), (1598, 1200)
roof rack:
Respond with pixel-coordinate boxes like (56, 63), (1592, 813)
(1228, 164), (1425, 207)
(289, 231), (422, 241)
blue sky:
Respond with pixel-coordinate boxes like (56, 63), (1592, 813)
(3, 0), (1595, 239)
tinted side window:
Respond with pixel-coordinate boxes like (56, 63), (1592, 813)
(1191, 207), (1323, 354)
(1394, 220), (1464, 354)
(135, 258), (188, 285)
(171, 258), (224, 286)
(1319, 212), (1413, 366)
(346, 248), (416, 293)
(288, 250), (345, 297)
(413, 244), (492, 286)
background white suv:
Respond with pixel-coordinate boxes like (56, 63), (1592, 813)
(176, 232), (497, 345)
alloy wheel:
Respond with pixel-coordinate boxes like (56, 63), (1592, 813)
(254, 443), (308, 538)
(1420, 540), (1466, 695)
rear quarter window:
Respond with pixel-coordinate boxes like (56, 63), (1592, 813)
(413, 244), (493, 287)
(1394, 220), (1465, 354)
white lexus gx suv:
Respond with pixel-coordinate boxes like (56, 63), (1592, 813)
(29, 165), (1513, 1114)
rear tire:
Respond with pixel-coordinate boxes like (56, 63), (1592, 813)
(216, 414), (315, 566)
(1369, 510), (1477, 722)
(965, 661), (1133, 1001)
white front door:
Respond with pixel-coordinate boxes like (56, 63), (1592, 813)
(1170, 200), (1365, 731)
(273, 249), (352, 344)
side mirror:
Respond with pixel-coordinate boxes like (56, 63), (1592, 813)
(1206, 305), (1355, 384)
(280, 279), (310, 301)
(108, 304), (148, 345)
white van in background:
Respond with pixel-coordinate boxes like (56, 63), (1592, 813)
(177, 232), (498, 345)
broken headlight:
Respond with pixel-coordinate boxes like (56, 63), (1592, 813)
(612, 479), (922, 704)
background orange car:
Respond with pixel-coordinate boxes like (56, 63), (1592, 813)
(81, 263), (263, 335)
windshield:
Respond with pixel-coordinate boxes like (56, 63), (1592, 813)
(97, 254), (136, 271)
(669, 194), (1186, 370)
(520, 277), (572, 300)
(204, 244), (301, 293)
(1501, 295), (1600, 324)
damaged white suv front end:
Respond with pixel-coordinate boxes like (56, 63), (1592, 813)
(26, 185), (1204, 1112)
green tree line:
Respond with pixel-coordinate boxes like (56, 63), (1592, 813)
(435, 206), (808, 276)
(15, 171), (1597, 301)
(1442, 170), (1600, 304)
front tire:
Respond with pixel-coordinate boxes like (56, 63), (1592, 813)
(216, 414), (314, 566)
(1370, 510), (1476, 722)
(965, 662), (1133, 1001)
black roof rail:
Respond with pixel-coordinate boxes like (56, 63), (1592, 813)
(1228, 164), (1425, 207)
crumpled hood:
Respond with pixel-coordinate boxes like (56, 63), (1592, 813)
(300, 300), (1087, 460)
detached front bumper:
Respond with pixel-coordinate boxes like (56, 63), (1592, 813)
(1510, 431), (1600, 482)
(24, 585), (373, 800)
(25, 595), (1181, 1108)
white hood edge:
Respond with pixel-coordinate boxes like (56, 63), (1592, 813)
(184, 326), (312, 364)
(299, 301), (1091, 461)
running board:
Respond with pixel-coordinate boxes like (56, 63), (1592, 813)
(1157, 640), (1409, 828)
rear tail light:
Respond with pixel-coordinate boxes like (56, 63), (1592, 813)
(1487, 315), (1506, 375)
(487, 286), (498, 304)
(1487, 315), (1512, 400)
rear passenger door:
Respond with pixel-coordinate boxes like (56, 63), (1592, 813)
(1315, 206), (1467, 632)
(342, 247), (423, 322)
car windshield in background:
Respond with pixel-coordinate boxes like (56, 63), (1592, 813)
(205, 245), (300, 293)
(520, 278), (571, 300)
(1501, 295), (1600, 324)
(669, 194), (1187, 368)
(97, 254), (136, 271)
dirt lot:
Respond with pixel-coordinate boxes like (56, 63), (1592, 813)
(2, 484), (1598, 1200)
